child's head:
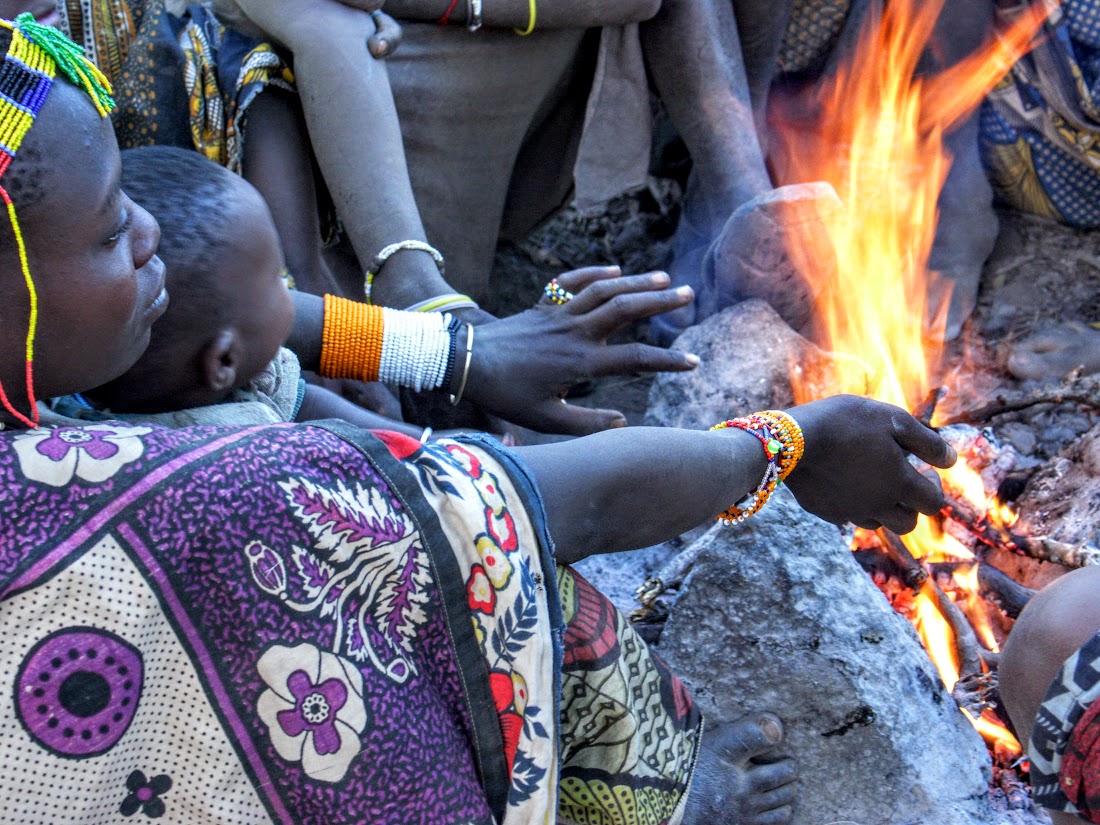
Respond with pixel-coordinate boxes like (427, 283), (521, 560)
(0, 16), (165, 427)
(87, 145), (295, 413)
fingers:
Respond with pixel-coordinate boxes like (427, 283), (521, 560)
(367, 11), (402, 57)
(892, 412), (957, 469)
(562, 270), (667, 314)
(903, 465), (946, 516)
(591, 341), (699, 376)
(584, 284), (696, 335)
(529, 399), (628, 436)
(553, 265), (625, 295)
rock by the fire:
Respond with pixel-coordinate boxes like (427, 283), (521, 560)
(656, 491), (1040, 825)
(646, 299), (868, 431)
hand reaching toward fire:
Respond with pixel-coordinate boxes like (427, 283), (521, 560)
(785, 395), (957, 534)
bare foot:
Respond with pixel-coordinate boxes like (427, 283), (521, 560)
(1008, 321), (1100, 380)
(705, 182), (840, 333)
(682, 712), (796, 825)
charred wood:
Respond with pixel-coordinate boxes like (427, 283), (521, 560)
(977, 563), (1036, 619)
(941, 495), (1100, 568)
(936, 371), (1100, 426)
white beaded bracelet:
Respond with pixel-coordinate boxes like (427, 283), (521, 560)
(364, 240), (445, 303)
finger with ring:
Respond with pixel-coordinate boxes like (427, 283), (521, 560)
(544, 279), (574, 305)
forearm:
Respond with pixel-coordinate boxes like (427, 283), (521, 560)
(297, 384), (424, 437)
(385, 0), (661, 28)
(289, 29), (454, 308)
(516, 426), (766, 562)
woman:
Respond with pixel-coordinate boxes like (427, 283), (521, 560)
(0, 16), (953, 823)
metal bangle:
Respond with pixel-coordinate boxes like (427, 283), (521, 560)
(449, 323), (474, 406)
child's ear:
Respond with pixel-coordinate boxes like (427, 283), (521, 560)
(200, 329), (242, 393)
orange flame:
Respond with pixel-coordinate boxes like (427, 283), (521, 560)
(773, 0), (1048, 755)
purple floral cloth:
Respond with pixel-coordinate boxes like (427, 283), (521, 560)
(0, 420), (561, 824)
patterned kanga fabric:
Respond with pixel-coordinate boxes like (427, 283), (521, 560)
(981, 0), (1100, 227)
(0, 421), (700, 823)
(59, 0), (293, 171)
(1029, 628), (1100, 821)
(556, 567), (701, 825)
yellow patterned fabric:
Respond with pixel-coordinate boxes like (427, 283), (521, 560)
(777, 0), (851, 75)
(556, 567), (702, 825)
(60, 0), (293, 172)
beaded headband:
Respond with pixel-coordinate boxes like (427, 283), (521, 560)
(0, 14), (115, 428)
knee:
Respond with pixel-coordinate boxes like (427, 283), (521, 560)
(1001, 568), (1100, 740)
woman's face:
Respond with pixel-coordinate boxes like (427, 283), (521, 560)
(0, 82), (167, 405)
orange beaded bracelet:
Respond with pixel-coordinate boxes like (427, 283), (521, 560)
(320, 294), (385, 382)
(710, 410), (805, 523)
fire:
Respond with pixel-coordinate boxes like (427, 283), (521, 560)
(772, 0), (1048, 757)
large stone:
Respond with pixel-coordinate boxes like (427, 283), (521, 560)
(645, 300), (863, 431)
(656, 492), (1025, 825)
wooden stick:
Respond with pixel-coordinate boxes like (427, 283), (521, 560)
(941, 494), (1100, 568)
(935, 371), (1100, 426)
(977, 563), (1036, 619)
(877, 528), (928, 589)
(914, 386), (947, 427)
(930, 580), (983, 678)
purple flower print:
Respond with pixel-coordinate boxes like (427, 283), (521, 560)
(256, 643), (368, 782)
(36, 428), (119, 461)
(276, 670), (348, 755)
(13, 424), (151, 486)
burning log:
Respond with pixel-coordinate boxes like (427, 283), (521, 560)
(977, 563), (1036, 619)
(936, 370), (1100, 426)
(930, 580), (983, 677)
(942, 494), (1100, 568)
(876, 528), (928, 589)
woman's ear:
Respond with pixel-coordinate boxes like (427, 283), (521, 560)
(200, 329), (242, 393)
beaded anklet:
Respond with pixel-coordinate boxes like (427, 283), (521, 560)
(320, 295), (466, 393)
(711, 410), (805, 523)
(0, 15), (115, 428)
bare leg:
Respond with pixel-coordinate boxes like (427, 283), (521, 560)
(641, 0), (839, 340)
(683, 713), (796, 825)
(923, 0), (998, 339)
(386, 24), (588, 301)
(242, 89), (345, 297)
(1000, 566), (1100, 825)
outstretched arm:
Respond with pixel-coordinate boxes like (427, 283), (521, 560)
(291, 267), (700, 434)
(519, 395), (956, 562)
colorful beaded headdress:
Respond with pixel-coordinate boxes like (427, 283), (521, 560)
(0, 14), (114, 428)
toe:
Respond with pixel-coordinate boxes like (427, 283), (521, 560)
(747, 804), (794, 825)
(747, 757), (797, 794)
(705, 712), (785, 765)
(749, 779), (796, 814)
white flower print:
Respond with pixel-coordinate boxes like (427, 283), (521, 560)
(13, 424), (152, 487)
(256, 643), (368, 783)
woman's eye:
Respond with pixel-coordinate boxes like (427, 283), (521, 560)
(107, 213), (132, 245)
